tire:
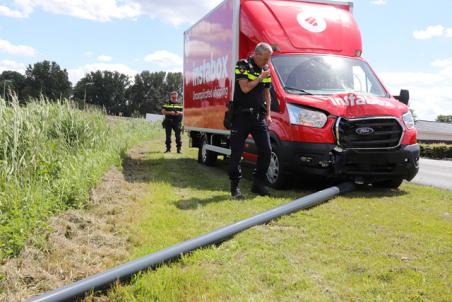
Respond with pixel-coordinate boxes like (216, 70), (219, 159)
(266, 143), (289, 189)
(198, 136), (217, 166)
(373, 178), (404, 189)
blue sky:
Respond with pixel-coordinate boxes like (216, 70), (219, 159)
(0, 0), (451, 120)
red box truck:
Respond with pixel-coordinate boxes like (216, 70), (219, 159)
(183, 0), (419, 188)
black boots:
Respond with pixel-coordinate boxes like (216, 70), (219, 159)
(251, 180), (271, 196)
(165, 147), (181, 153)
(230, 180), (244, 199)
(231, 180), (270, 198)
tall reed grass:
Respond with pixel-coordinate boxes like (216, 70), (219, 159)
(0, 96), (158, 260)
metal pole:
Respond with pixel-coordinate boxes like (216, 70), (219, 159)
(27, 182), (356, 302)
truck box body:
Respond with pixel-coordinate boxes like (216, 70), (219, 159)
(184, 0), (419, 187)
(183, 0), (236, 131)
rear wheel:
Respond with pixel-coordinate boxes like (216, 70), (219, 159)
(373, 178), (404, 189)
(266, 143), (289, 189)
(198, 136), (217, 166)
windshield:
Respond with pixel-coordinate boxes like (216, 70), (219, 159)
(272, 54), (388, 97)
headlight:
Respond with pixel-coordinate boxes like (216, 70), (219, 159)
(287, 103), (327, 128)
(402, 111), (415, 129)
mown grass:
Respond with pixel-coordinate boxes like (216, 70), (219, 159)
(0, 97), (159, 261)
(108, 138), (451, 302)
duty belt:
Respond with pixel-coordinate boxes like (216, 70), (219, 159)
(238, 107), (264, 120)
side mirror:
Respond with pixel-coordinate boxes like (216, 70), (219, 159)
(394, 89), (409, 105)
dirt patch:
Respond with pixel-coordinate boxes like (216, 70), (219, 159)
(0, 143), (152, 302)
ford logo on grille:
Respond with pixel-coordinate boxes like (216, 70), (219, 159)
(355, 127), (375, 135)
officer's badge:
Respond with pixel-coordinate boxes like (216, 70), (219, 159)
(239, 66), (246, 74)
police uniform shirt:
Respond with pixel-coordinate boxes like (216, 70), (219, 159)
(162, 101), (183, 122)
(233, 57), (272, 112)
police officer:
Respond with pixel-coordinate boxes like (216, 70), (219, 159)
(161, 91), (183, 153)
(229, 42), (273, 199)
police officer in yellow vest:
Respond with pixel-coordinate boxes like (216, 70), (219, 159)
(229, 42), (273, 199)
(161, 91), (183, 153)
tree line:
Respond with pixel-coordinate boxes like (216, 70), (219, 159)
(436, 115), (452, 123)
(0, 60), (182, 117)
(2, 60), (452, 122)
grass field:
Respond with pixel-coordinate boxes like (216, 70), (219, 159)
(1, 107), (450, 301)
(0, 98), (159, 261)
(103, 137), (452, 302)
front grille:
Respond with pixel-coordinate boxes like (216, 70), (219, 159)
(336, 117), (403, 149)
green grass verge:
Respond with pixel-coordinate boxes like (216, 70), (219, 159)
(108, 139), (451, 302)
(0, 98), (160, 260)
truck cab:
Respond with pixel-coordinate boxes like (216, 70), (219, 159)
(262, 53), (418, 188)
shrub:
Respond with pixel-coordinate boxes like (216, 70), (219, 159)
(420, 143), (452, 159)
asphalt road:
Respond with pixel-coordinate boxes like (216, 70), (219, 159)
(411, 158), (452, 190)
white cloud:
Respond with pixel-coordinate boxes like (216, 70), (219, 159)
(0, 38), (36, 56)
(379, 72), (443, 86)
(0, 5), (27, 17)
(68, 63), (138, 84)
(439, 66), (452, 79)
(380, 63), (452, 120)
(144, 50), (182, 71)
(413, 25), (452, 40)
(97, 55), (112, 62)
(0, 0), (222, 25)
(39, 0), (141, 22)
(431, 58), (452, 68)
(0, 60), (26, 73)
(0, 0), (33, 18)
(134, 0), (222, 26)
(447, 28), (452, 38)
(371, 0), (386, 5)
(0, 0), (140, 22)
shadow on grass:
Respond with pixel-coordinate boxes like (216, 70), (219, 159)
(121, 152), (408, 208)
(122, 152), (317, 192)
(346, 186), (409, 199)
(122, 155), (228, 191)
(173, 194), (230, 210)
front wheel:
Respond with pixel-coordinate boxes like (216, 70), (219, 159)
(266, 143), (289, 189)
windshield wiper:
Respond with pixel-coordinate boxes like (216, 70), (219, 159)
(284, 86), (313, 95)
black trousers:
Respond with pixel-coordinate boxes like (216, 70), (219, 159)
(164, 119), (182, 150)
(228, 112), (271, 182)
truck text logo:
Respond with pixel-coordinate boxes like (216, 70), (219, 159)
(192, 54), (229, 86)
(329, 94), (395, 108)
